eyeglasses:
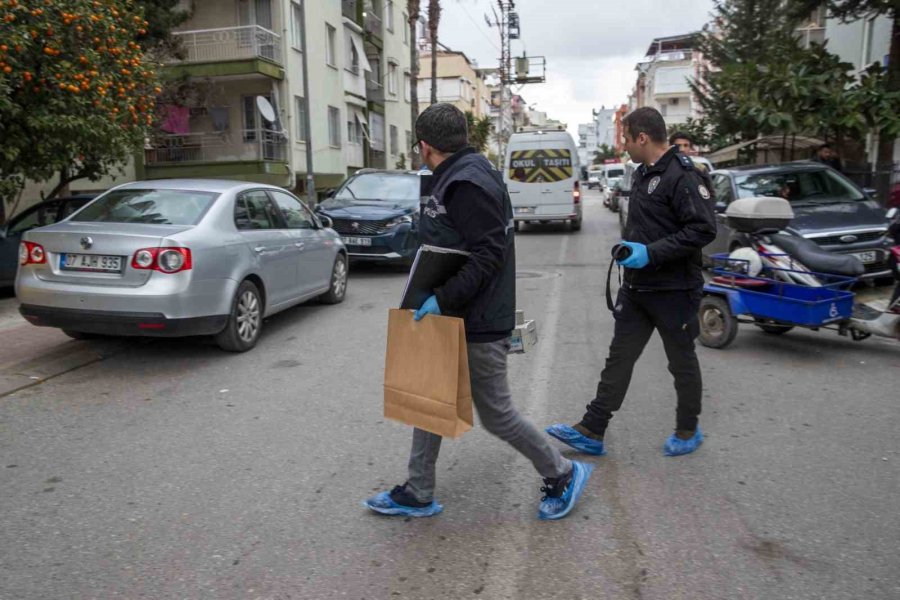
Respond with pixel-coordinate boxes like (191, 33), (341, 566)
(411, 140), (422, 155)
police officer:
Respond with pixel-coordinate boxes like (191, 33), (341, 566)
(364, 103), (592, 521)
(547, 107), (716, 457)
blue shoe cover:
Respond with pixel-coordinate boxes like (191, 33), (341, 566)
(545, 424), (607, 456)
(362, 491), (443, 517)
(664, 428), (704, 456)
(538, 461), (594, 521)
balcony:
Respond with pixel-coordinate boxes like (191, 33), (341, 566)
(143, 129), (289, 185)
(366, 78), (385, 103)
(168, 25), (284, 79)
(364, 0), (383, 38)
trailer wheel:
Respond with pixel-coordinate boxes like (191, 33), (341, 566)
(698, 295), (738, 349)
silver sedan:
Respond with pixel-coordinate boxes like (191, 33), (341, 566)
(16, 179), (348, 352)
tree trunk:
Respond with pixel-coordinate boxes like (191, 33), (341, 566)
(875, 10), (900, 202)
(408, 4), (421, 169)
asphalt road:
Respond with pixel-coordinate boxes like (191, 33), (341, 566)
(1, 190), (899, 600)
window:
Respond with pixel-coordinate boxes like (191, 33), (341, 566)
(328, 106), (341, 147)
(348, 37), (360, 74)
(402, 12), (408, 44)
(734, 169), (865, 203)
(269, 190), (315, 229)
(326, 24), (336, 67)
(403, 72), (411, 102)
(8, 201), (61, 236)
(72, 190), (218, 226)
(291, 2), (304, 51)
(864, 16), (877, 65)
(387, 61), (398, 95)
(295, 96), (307, 141)
(243, 94), (274, 142)
(385, 0), (394, 32)
(235, 191), (280, 230)
(389, 125), (398, 156)
(347, 116), (362, 144)
(712, 175), (734, 205)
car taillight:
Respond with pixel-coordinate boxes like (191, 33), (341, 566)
(573, 180), (581, 204)
(19, 242), (47, 266)
(131, 247), (192, 273)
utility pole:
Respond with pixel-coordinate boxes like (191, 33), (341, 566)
(488, 1), (515, 167)
(299, 1), (316, 207)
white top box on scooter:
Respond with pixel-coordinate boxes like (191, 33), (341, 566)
(725, 197), (795, 233)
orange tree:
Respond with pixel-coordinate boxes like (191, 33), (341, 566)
(0, 0), (159, 223)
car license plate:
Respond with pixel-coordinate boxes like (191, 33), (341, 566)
(342, 236), (372, 247)
(848, 251), (877, 264)
(60, 253), (123, 273)
(515, 207), (535, 215)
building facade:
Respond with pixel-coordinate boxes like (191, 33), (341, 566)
(628, 33), (706, 128)
(416, 47), (492, 119)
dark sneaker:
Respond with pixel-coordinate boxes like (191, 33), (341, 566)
(546, 424), (607, 456)
(538, 461), (594, 521)
(363, 483), (443, 518)
(664, 428), (704, 456)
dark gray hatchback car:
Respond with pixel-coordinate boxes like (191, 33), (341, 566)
(707, 162), (894, 279)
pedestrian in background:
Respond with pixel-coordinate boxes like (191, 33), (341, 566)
(547, 107), (716, 457)
(813, 143), (843, 172)
(364, 103), (592, 521)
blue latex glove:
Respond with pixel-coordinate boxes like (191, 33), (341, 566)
(414, 295), (441, 321)
(618, 241), (650, 269)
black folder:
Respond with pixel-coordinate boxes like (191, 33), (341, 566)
(400, 245), (470, 310)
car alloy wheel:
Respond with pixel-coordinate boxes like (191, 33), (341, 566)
(236, 289), (261, 343)
(332, 257), (347, 299)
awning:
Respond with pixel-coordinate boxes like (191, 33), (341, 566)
(352, 36), (372, 73)
(707, 135), (825, 165)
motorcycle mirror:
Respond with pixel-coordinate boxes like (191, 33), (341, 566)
(887, 207), (898, 219)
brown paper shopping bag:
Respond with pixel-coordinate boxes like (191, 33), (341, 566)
(383, 309), (473, 438)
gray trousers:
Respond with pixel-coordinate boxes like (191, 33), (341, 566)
(406, 339), (572, 503)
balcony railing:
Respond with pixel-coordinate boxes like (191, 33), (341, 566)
(364, 1), (383, 37)
(366, 78), (384, 102)
(170, 25), (283, 66)
(144, 129), (287, 165)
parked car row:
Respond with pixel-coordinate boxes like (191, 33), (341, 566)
(618, 160), (894, 280)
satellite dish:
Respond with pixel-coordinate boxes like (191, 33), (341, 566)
(256, 96), (276, 123)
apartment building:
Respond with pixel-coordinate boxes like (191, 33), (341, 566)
(629, 33), (705, 128)
(140, 0), (412, 197)
(577, 106), (616, 165)
(417, 47), (493, 119)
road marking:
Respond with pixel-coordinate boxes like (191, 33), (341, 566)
(481, 232), (571, 598)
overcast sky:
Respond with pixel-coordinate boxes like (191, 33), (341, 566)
(434, 0), (716, 137)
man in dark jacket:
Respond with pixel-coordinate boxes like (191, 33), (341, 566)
(547, 107), (716, 457)
(364, 104), (592, 520)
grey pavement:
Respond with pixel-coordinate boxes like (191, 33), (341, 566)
(1, 190), (899, 600)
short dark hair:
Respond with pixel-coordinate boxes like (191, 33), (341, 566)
(415, 103), (468, 153)
(622, 108), (667, 144)
(817, 143), (832, 151)
(669, 131), (692, 145)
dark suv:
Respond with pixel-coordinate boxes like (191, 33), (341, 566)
(707, 163), (893, 279)
(316, 170), (423, 266)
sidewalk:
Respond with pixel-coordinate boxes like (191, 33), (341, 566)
(0, 293), (127, 397)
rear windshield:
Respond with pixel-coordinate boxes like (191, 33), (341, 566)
(605, 168), (625, 178)
(71, 189), (218, 225)
(734, 169), (864, 205)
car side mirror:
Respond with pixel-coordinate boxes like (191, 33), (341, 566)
(887, 207), (898, 219)
(318, 214), (334, 229)
(864, 187), (878, 198)
(715, 201), (728, 213)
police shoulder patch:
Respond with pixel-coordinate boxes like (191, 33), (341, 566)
(698, 184), (711, 200)
(678, 154), (695, 169)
